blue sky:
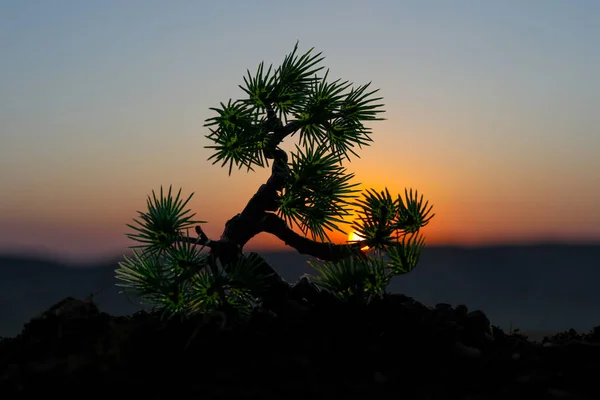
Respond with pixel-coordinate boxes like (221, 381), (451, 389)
(1, 0), (599, 262)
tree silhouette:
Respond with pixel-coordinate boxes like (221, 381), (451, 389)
(116, 43), (434, 318)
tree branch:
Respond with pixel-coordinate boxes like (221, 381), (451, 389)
(258, 212), (368, 263)
(180, 124), (364, 268)
(264, 105), (304, 156)
(177, 146), (289, 267)
(180, 212), (368, 264)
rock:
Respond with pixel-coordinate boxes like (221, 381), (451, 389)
(40, 296), (99, 319)
(1, 293), (600, 399)
(373, 371), (387, 383)
(452, 341), (482, 359)
(584, 325), (600, 342)
(289, 274), (321, 304)
(547, 387), (575, 398)
(454, 304), (468, 316)
(464, 310), (491, 334)
(491, 325), (505, 339)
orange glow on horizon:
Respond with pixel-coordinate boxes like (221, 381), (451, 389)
(348, 230), (370, 251)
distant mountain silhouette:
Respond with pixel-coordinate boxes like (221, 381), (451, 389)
(1, 244), (600, 338)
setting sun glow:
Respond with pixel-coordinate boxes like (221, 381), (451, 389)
(348, 230), (370, 251)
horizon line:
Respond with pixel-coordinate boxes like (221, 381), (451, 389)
(2, 240), (600, 267)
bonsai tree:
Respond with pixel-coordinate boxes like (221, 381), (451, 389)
(116, 43), (434, 320)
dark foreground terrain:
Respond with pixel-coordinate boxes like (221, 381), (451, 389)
(4, 244), (600, 338)
(1, 286), (599, 400)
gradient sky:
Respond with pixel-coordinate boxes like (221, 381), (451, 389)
(1, 0), (599, 262)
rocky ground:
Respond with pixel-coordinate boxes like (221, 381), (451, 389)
(1, 282), (599, 399)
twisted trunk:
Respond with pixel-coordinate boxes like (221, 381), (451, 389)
(179, 113), (367, 307)
(184, 112), (366, 268)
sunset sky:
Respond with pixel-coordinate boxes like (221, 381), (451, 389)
(1, 0), (599, 263)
